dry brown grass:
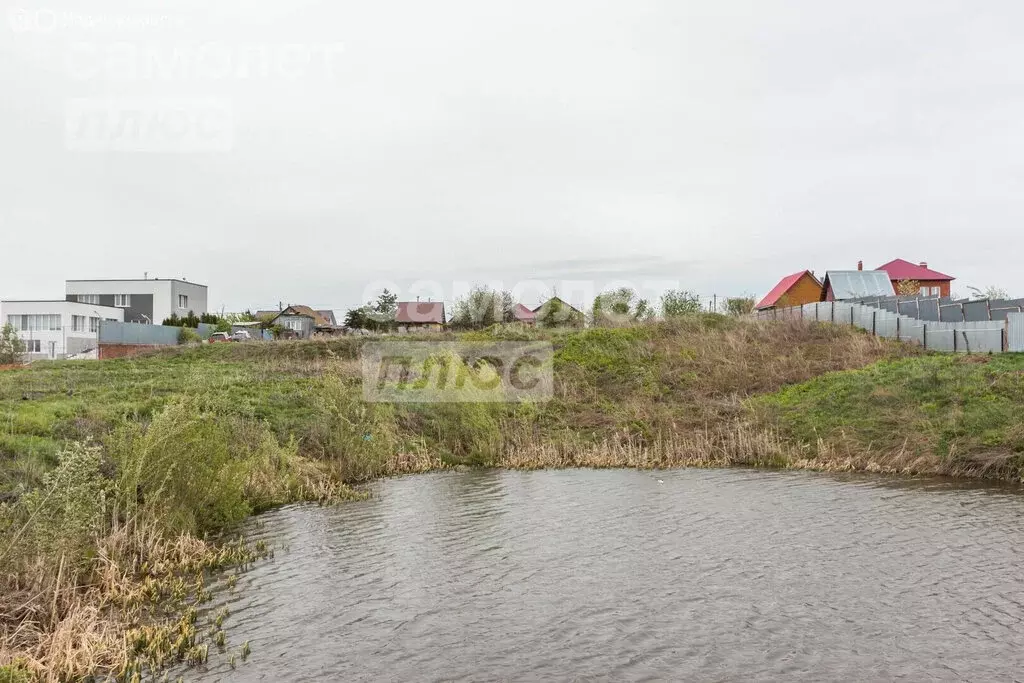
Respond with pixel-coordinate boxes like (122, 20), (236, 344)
(0, 516), (269, 681)
(499, 420), (1006, 479)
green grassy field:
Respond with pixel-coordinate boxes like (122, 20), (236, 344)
(0, 316), (929, 495)
(755, 353), (1024, 477)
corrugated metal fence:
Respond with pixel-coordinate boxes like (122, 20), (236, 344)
(757, 301), (1019, 354)
(100, 321), (216, 345)
(1009, 312), (1024, 353)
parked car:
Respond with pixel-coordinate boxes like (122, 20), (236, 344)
(230, 330), (253, 341)
(208, 332), (232, 343)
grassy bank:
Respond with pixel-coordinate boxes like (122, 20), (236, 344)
(2, 315), (1022, 679)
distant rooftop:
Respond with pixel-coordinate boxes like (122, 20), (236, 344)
(396, 301), (446, 324)
(513, 303), (536, 322)
(2, 300), (122, 309)
(66, 278), (207, 287)
(824, 270), (896, 300)
(876, 259), (955, 282)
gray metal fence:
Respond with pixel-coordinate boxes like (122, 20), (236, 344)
(756, 301), (1013, 354)
(1009, 312), (1024, 353)
(99, 321), (216, 345)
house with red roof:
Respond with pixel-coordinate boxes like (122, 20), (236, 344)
(875, 259), (955, 297)
(396, 301), (446, 332)
(755, 270), (823, 311)
(513, 304), (537, 326)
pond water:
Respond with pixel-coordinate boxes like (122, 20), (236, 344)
(187, 469), (1024, 681)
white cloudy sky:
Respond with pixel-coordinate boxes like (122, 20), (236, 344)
(2, 0), (1022, 314)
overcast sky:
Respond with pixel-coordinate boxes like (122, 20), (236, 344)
(2, 0), (1023, 314)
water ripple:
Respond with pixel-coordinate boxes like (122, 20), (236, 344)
(184, 469), (1024, 682)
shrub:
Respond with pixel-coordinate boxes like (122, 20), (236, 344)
(661, 290), (702, 317)
(162, 311), (201, 328)
(304, 375), (399, 481)
(178, 327), (201, 344)
(8, 442), (106, 565)
(724, 297), (755, 316)
(450, 286), (515, 330)
(106, 395), (315, 534)
(0, 323), (25, 364)
(592, 288), (653, 326)
(536, 298), (584, 328)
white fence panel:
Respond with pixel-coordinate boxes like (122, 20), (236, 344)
(899, 318), (925, 345)
(875, 313), (899, 339)
(926, 328), (956, 352)
(1009, 312), (1024, 352)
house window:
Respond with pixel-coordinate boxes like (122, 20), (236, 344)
(286, 319), (304, 331)
(77, 294), (100, 305)
(178, 294), (188, 309)
(7, 314), (61, 331)
(72, 315), (87, 332)
(24, 339), (41, 353)
(89, 317), (100, 333)
(114, 294), (131, 307)
(931, 287), (940, 296)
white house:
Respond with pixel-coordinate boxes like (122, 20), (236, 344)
(1, 300), (124, 360)
(65, 278), (208, 325)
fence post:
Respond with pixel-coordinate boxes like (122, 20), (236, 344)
(850, 306), (855, 327)
(896, 315), (901, 341)
(922, 323), (928, 350)
(872, 311), (877, 336)
(815, 303), (819, 322)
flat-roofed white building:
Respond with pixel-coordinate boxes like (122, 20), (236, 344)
(1, 300), (123, 360)
(65, 278), (208, 325)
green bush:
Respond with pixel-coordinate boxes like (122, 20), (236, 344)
(107, 395), (308, 534)
(177, 327), (201, 344)
(7, 442), (106, 565)
(304, 375), (399, 481)
(0, 323), (25, 365)
(661, 289), (702, 317)
(0, 662), (34, 683)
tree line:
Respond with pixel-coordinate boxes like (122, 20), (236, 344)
(339, 286), (757, 332)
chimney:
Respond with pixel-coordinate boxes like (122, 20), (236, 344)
(857, 260), (863, 271)
(919, 261), (928, 268)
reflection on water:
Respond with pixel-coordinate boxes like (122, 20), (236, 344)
(186, 469), (1024, 682)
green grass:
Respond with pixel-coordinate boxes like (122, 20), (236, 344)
(755, 353), (1024, 477)
(7, 322), (1022, 490)
(0, 318), (927, 495)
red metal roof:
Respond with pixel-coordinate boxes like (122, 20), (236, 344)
(513, 304), (536, 321)
(755, 270), (819, 310)
(396, 301), (446, 324)
(876, 259), (954, 282)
